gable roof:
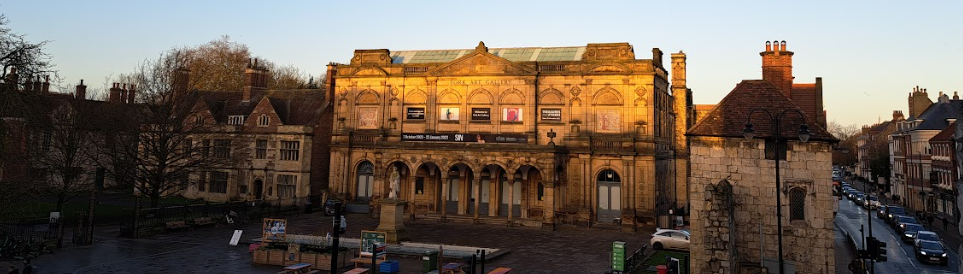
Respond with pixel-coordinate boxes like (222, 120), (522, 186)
(190, 89), (325, 126)
(687, 80), (837, 142)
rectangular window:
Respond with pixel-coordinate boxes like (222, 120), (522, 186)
(765, 140), (788, 161)
(255, 140), (267, 159)
(415, 177), (425, 195)
(790, 188), (806, 221)
(277, 174), (297, 198)
(41, 131), (52, 151)
(214, 139), (231, 158)
(280, 141), (300, 161)
(537, 182), (545, 201)
(257, 115), (270, 126)
(210, 171), (228, 193)
(228, 115), (245, 125)
(202, 139), (211, 157)
(197, 172), (207, 192)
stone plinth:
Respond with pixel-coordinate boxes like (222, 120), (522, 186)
(375, 199), (409, 243)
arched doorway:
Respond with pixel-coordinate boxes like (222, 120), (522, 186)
(509, 165), (542, 219)
(446, 164), (474, 215)
(474, 165), (507, 217)
(356, 161), (374, 202)
(253, 179), (264, 200)
(597, 169), (621, 223)
(414, 163), (442, 214)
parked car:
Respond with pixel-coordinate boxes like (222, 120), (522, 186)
(323, 199), (344, 216)
(876, 205), (888, 219)
(896, 216), (920, 233)
(885, 206), (906, 224)
(914, 240), (948, 265)
(901, 223), (925, 242)
(914, 231), (941, 246)
(862, 196), (880, 209)
(650, 228), (690, 251)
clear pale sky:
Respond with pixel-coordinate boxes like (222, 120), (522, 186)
(4, 1), (961, 127)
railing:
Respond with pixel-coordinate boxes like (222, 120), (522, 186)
(351, 134), (376, 144)
(592, 140), (624, 150)
(622, 244), (648, 273)
(538, 64), (566, 72)
(404, 66), (429, 74)
(122, 198), (305, 238)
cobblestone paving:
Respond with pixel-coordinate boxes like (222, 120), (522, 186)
(9, 212), (654, 273)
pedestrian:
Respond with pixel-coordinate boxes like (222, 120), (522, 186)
(927, 213), (935, 230)
(21, 260), (31, 274)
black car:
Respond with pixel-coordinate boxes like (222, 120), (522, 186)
(895, 216), (919, 232)
(885, 206), (906, 224)
(876, 205), (888, 219)
(323, 199), (344, 216)
(915, 240), (948, 265)
(901, 223), (925, 242)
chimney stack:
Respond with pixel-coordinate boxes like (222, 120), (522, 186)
(173, 67), (190, 102)
(109, 83), (121, 103)
(24, 76), (34, 93)
(128, 84), (137, 104)
(32, 76), (42, 93)
(4, 67), (18, 91)
(75, 79), (87, 100)
(243, 58), (268, 101)
(760, 40), (795, 96)
(41, 75), (50, 94)
(954, 91), (959, 100)
(893, 110), (904, 121)
(120, 83), (128, 103)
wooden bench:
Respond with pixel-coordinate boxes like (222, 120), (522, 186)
(193, 217), (216, 227)
(486, 267), (512, 274)
(349, 255), (386, 269)
(441, 262), (464, 274)
(343, 268), (369, 274)
(164, 220), (188, 231)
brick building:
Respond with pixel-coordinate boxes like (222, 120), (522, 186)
(929, 121), (957, 217)
(890, 91), (961, 211)
(687, 41), (837, 274)
(855, 111), (901, 191)
(176, 61), (333, 205)
(326, 41), (692, 229)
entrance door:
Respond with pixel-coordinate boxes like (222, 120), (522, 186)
(597, 170), (622, 223)
(356, 161), (374, 202)
(254, 180), (264, 200)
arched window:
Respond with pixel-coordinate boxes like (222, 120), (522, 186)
(356, 161), (375, 201)
(790, 187), (806, 221)
(258, 114), (270, 126)
(597, 169), (622, 222)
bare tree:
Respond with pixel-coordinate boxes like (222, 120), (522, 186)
(828, 120), (860, 166)
(104, 51), (245, 207)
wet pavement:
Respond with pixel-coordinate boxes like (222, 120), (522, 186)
(8, 211), (654, 273)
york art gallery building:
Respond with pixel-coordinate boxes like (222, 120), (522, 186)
(326, 42), (692, 229)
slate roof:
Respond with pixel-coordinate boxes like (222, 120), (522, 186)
(390, 46), (586, 64)
(687, 80), (837, 142)
(910, 97), (963, 131)
(193, 89), (325, 126)
(930, 121), (956, 143)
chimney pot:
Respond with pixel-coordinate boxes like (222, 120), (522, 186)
(781, 41), (787, 51)
(766, 41), (772, 51)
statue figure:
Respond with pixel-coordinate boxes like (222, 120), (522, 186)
(389, 166), (401, 199)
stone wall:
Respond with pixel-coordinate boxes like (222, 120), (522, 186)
(689, 136), (834, 274)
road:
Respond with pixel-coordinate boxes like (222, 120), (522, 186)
(836, 194), (960, 274)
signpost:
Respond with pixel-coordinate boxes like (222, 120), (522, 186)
(361, 230), (387, 256)
(262, 218), (287, 242)
(612, 241), (626, 273)
(229, 230), (243, 246)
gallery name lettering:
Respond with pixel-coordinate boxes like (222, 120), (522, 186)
(450, 80), (514, 85)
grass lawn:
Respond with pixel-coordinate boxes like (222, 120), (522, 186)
(634, 250), (689, 274)
(0, 193), (203, 222)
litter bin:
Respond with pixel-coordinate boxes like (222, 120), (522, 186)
(423, 251), (439, 272)
(656, 265), (668, 274)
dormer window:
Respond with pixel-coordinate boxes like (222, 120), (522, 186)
(258, 115), (270, 126)
(229, 115), (245, 125)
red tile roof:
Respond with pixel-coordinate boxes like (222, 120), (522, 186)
(929, 121), (956, 143)
(687, 80), (837, 142)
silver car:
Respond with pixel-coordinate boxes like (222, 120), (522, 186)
(650, 228), (690, 251)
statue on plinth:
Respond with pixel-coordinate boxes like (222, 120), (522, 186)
(389, 166), (400, 199)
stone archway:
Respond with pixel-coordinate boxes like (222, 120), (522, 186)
(597, 169), (622, 223)
(509, 165), (543, 221)
(356, 161), (375, 202)
(444, 163), (475, 216)
(413, 162), (442, 214)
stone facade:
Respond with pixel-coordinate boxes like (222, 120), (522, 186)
(328, 42), (691, 228)
(688, 137), (835, 274)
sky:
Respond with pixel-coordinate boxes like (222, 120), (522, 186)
(3, 0), (961, 127)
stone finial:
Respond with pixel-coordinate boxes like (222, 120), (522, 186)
(475, 41), (487, 52)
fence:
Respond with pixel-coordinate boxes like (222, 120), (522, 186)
(0, 217), (63, 261)
(121, 198), (305, 238)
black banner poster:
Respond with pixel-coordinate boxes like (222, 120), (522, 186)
(541, 108), (562, 121)
(406, 108), (425, 120)
(400, 133), (527, 143)
(471, 108), (491, 121)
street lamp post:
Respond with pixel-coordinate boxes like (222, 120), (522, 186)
(743, 109), (811, 274)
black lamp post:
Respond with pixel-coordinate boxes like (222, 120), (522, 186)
(743, 108), (811, 274)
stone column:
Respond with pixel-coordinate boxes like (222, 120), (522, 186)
(508, 180), (515, 225)
(543, 182), (556, 230)
(473, 176), (482, 223)
(441, 173), (449, 221)
(458, 171), (468, 215)
(490, 168), (501, 217)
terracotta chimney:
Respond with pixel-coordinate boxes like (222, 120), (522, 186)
(173, 67), (190, 101)
(761, 40), (794, 96)
(109, 83), (121, 103)
(128, 84), (136, 104)
(32, 76), (42, 93)
(765, 41), (772, 52)
(120, 83), (128, 103)
(75, 79), (87, 100)
(243, 58), (268, 101)
(24, 76), (34, 93)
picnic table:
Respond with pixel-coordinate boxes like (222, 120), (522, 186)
(441, 262), (464, 274)
(344, 268), (369, 274)
(276, 263), (319, 274)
